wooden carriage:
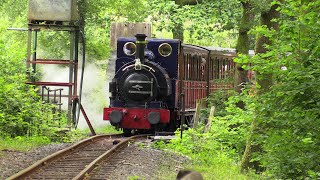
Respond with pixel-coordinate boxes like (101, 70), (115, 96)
(177, 45), (236, 114)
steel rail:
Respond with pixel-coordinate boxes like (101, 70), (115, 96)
(73, 134), (148, 180)
(7, 134), (123, 180)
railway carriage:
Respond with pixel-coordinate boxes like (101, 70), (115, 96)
(103, 34), (236, 134)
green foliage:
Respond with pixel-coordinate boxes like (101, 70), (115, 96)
(149, 0), (241, 47)
(60, 129), (89, 143)
(127, 175), (145, 180)
(95, 125), (122, 135)
(198, 89), (256, 159)
(84, 23), (111, 60)
(157, 129), (260, 179)
(78, 0), (149, 59)
(0, 17), (58, 137)
(204, 2), (320, 178)
(0, 136), (51, 152)
(104, 0), (148, 22)
(234, 0), (320, 178)
(0, 0), (28, 22)
(61, 125), (121, 143)
(37, 31), (70, 59)
(206, 90), (235, 116)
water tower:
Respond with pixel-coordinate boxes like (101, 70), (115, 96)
(26, 0), (85, 129)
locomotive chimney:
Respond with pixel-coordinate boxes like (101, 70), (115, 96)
(135, 34), (147, 63)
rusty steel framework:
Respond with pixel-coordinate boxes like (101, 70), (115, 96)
(22, 0), (96, 135)
(26, 23), (80, 128)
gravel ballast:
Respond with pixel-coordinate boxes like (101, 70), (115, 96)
(0, 138), (188, 179)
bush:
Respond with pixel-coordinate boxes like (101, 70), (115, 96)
(0, 17), (55, 137)
(232, 1), (320, 178)
(157, 128), (259, 179)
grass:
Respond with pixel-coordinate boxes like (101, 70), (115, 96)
(152, 131), (263, 180)
(0, 136), (51, 152)
(0, 125), (122, 152)
(127, 175), (145, 180)
(89, 125), (122, 135)
(154, 150), (259, 180)
(182, 155), (260, 180)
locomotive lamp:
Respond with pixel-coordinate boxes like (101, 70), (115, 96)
(123, 42), (136, 56)
(134, 58), (142, 70)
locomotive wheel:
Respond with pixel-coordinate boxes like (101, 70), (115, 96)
(123, 128), (133, 137)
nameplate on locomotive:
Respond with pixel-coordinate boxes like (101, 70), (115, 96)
(128, 90), (152, 94)
(129, 80), (153, 84)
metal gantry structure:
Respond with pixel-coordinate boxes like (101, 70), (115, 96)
(22, 0), (96, 134)
(26, 22), (80, 128)
(25, 0), (82, 128)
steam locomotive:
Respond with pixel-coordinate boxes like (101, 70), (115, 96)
(103, 34), (236, 135)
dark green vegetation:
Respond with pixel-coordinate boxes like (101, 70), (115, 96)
(0, 0), (319, 179)
(154, 0), (320, 179)
(0, 7), (54, 137)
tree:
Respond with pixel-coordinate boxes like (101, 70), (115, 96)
(240, 1), (280, 172)
(0, 11), (55, 137)
(173, 0), (203, 41)
(234, 0), (255, 104)
(149, 0), (242, 46)
(257, 1), (320, 178)
(175, 0), (201, 5)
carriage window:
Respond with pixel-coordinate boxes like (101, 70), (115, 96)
(158, 43), (172, 57)
(123, 42), (136, 56)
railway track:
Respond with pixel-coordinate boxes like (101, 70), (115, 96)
(8, 134), (148, 180)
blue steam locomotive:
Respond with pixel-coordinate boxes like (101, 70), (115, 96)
(103, 34), (236, 135)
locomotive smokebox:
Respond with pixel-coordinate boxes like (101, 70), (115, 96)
(135, 34), (147, 63)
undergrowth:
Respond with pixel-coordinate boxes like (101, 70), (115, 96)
(153, 128), (261, 180)
(0, 136), (51, 152)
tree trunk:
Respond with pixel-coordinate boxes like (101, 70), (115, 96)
(77, 0), (86, 33)
(255, 3), (280, 93)
(175, 0), (201, 5)
(240, 3), (280, 172)
(173, 0), (203, 41)
(234, 1), (254, 109)
(173, 21), (184, 42)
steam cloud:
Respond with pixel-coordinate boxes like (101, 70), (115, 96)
(40, 61), (111, 129)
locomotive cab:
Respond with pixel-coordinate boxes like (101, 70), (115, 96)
(103, 34), (180, 133)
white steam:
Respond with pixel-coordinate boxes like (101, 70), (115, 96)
(40, 60), (112, 129)
(77, 62), (110, 129)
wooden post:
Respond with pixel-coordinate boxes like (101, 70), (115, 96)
(193, 99), (205, 129)
(204, 106), (215, 132)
